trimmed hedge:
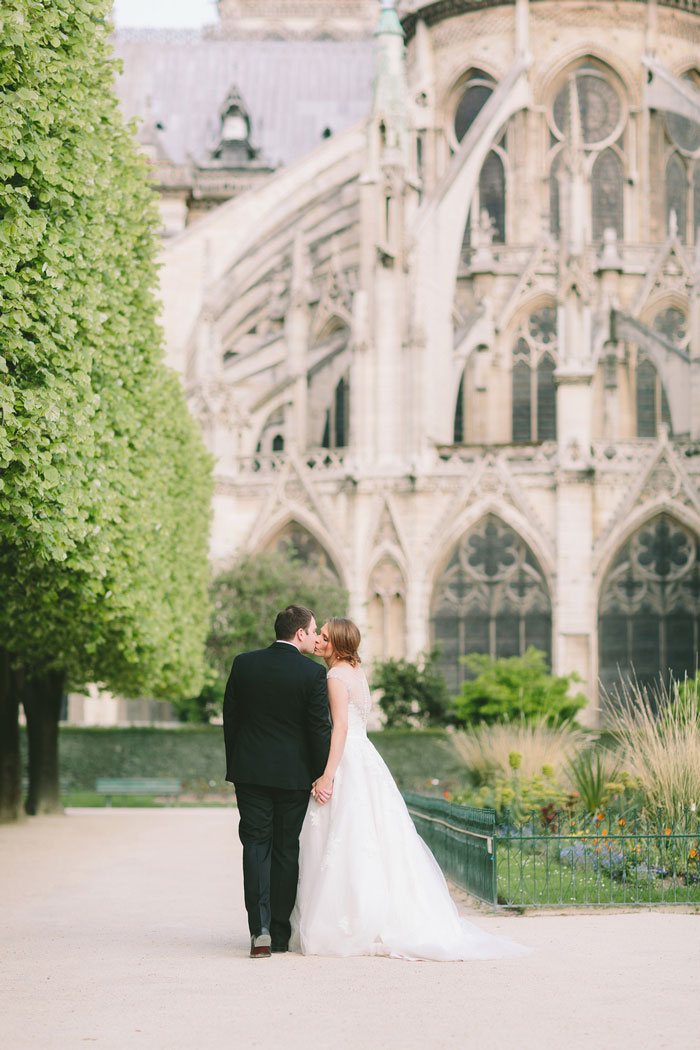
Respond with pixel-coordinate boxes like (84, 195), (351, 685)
(20, 726), (468, 794)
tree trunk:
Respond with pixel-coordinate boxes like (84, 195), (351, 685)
(23, 668), (65, 817)
(0, 649), (23, 823)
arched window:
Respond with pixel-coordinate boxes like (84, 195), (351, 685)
(666, 153), (688, 240)
(599, 516), (700, 701)
(454, 72), (494, 143)
(321, 374), (350, 450)
(256, 406), (287, 457)
(511, 309), (557, 442)
(592, 148), (624, 241)
(454, 73), (508, 249)
(479, 150), (506, 243)
(431, 516), (552, 691)
(453, 371), (466, 444)
(265, 522), (341, 584)
(547, 62), (627, 244)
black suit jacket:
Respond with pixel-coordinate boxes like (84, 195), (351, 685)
(223, 642), (331, 790)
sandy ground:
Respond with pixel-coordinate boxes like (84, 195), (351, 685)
(1, 808), (698, 1050)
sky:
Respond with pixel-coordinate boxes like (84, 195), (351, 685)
(111, 0), (219, 29)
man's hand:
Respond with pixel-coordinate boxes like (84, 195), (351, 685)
(312, 773), (333, 805)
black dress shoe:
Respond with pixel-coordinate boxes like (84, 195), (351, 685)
(250, 928), (272, 958)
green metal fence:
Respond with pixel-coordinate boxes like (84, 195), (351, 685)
(403, 792), (496, 905)
(405, 794), (700, 909)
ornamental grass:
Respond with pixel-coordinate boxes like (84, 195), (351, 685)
(604, 673), (700, 819)
(451, 717), (590, 785)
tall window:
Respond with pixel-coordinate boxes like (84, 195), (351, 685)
(548, 62), (627, 242)
(454, 73), (507, 246)
(321, 374), (350, 449)
(431, 516), (552, 690)
(663, 70), (700, 242)
(511, 307), (557, 442)
(599, 516), (700, 702)
(635, 306), (685, 436)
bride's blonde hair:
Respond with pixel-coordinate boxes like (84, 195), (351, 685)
(327, 617), (361, 667)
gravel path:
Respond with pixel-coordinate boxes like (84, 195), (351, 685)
(1, 808), (698, 1050)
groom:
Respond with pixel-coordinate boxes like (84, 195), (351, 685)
(223, 604), (331, 958)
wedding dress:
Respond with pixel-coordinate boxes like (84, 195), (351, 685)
(290, 664), (529, 961)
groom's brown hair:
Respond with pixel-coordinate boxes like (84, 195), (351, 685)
(274, 604), (314, 640)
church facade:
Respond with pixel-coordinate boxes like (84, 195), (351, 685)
(120, 0), (700, 719)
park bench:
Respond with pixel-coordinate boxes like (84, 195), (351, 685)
(95, 777), (182, 807)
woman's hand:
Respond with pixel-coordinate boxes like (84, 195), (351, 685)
(312, 773), (334, 805)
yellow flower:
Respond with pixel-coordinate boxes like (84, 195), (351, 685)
(601, 829), (608, 836)
(618, 818), (626, 827)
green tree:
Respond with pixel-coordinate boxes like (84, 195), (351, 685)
(177, 549), (347, 722)
(372, 649), (452, 729)
(453, 648), (587, 727)
(0, 0), (213, 821)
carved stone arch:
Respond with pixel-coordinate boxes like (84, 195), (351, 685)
(535, 46), (640, 112)
(256, 515), (347, 590)
(594, 494), (700, 586)
(255, 403), (290, 456)
(442, 64), (503, 145)
(429, 513), (553, 690)
(314, 313), (350, 345)
(597, 511), (700, 701)
(426, 494), (556, 596)
(367, 555), (407, 661)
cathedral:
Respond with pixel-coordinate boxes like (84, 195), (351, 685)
(115, 0), (700, 720)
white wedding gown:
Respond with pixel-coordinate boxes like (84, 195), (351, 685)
(290, 664), (529, 961)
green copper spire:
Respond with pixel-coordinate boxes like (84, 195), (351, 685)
(375, 0), (404, 37)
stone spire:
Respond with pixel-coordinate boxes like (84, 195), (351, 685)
(372, 0), (407, 140)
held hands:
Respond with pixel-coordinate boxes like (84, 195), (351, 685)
(312, 774), (334, 805)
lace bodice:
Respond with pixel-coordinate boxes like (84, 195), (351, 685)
(327, 664), (371, 737)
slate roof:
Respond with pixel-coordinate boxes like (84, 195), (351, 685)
(112, 30), (375, 168)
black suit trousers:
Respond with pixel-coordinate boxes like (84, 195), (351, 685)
(235, 782), (310, 944)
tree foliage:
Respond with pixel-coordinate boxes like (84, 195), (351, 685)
(453, 648), (587, 727)
(372, 649), (453, 729)
(176, 550), (348, 722)
(0, 0), (213, 818)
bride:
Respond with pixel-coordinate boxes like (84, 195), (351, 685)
(290, 617), (529, 961)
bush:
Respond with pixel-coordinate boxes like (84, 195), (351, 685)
(453, 648), (587, 726)
(373, 649), (452, 728)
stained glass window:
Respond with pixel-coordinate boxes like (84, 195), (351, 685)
(455, 75), (494, 142)
(665, 72), (700, 155)
(599, 516), (700, 701)
(512, 312), (557, 442)
(666, 153), (688, 241)
(479, 151), (506, 243)
(537, 355), (557, 441)
(636, 358), (658, 438)
(654, 307), (688, 346)
(553, 71), (621, 146)
(592, 148), (624, 240)
(512, 360), (532, 442)
(431, 516), (552, 690)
